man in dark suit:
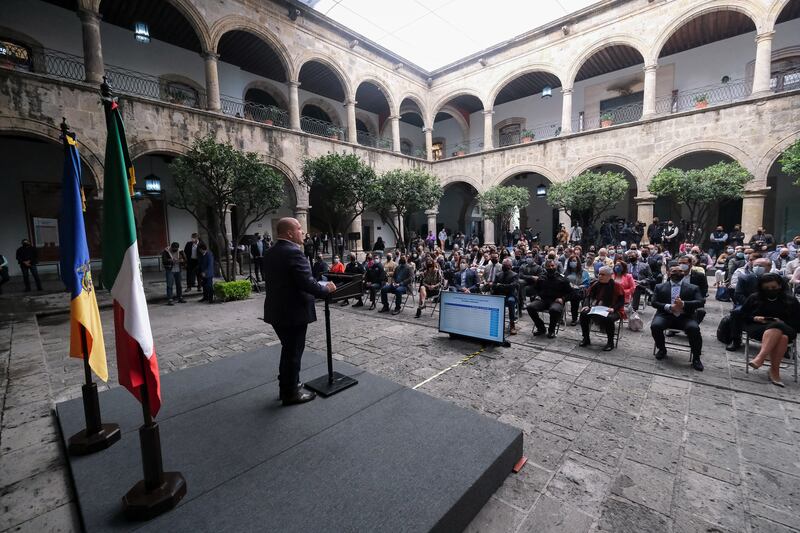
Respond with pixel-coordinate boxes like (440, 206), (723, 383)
(527, 259), (571, 338)
(250, 233), (267, 282)
(650, 262), (706, 370)
(263, 218), (336, 406)
(184, 233), (203, 291)
(451, 260), (479, 293)
(198, 243), (215, 303)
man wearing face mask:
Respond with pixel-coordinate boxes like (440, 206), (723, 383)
(677, 255), (708, 299)
(663, 220), (680, 256)
(481, 253), (501, 293)
(650, 263), (705, 370)
(339, 254), (365, 307)
(627, 251), (654, 311)
(451, 259), (479, 293)
(726, 257), (772, 351)
(527, 259), (571, 338)
(380, 255), (412, 315)
(361, 255), (386, 310)
(493, 258), (520, 335)
(730, 251), (760, 288)
(748, 227), (775, 252)
(772, 247), (793, 276)
(728, 224), (745, 247)
(709, 226), (729, 258)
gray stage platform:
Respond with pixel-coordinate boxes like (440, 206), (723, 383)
(56, 346), (522, 532)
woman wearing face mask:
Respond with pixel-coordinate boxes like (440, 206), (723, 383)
(564, 253), (590, 326)
(743, 273), (800, 387)
(714, 252), (729, 287)
(612, 259), (636, 306)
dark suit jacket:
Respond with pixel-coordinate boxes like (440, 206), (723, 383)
(733, 272), (759, 306)
(451, 268), (478, 292)
(651, 281), (704, 318)
(199, 251), (214, 279)
(250, 240), (266, 258)
(263, 239), (330, 326)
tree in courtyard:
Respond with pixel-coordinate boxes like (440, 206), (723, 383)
(779, 138), (800, 185)
(648, 161), (752, 242)
(300, 153), (377, 238)
(477, 185), (530, 242)
(546, 171), (629, 240)
(170, 134), (285, 281)
(371, 169), (443, 247)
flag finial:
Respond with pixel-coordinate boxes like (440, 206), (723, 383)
(60, 117), (76, 142)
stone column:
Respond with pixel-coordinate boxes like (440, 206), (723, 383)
(558, 209), (571, 231)
(642, 64), (658, 118)
(78, 9), (104, 84)
(752, 32), (775, 96)
(482, 109), (494, 151)
(635, 197), (655, 244)
(287, 81), (301, 130)
(560, 88), (573, 135)
(425, 209), (438, 234)
(345, 99), (357, 144)
(389, 115), (401, 152)
(294, 205), (309, 234)
(741, 189), (768, 242)
(424, 127), (433, 160)
(348, 213), (363, 255)
(483, 218), (495, 245)
(203, 52), (221, 112)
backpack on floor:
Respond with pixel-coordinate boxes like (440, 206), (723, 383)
(716, 314), (732, 344)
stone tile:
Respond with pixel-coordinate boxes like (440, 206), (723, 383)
(518, 494), (593, 533)
(636, 414), (685, 443)
(688, 395), (735, 423)
(611, 459), (674, 515)
(551, 357), (590, 377)
(684, 431), (740, 473)
(748, 499), (800, 532)
(571, 427), (625, 470)
(463, 496), (525, 533)
(682, 456), (741, 486)
(0, 401), (51, 430)
(738, 412), (794, 444)
(686, 414), (737, 443)
(595, 496), (671, 533)
(494, 462), (551, 512)
(749, 514), (799, 533)
(0, 416), (59, 455)
(584, 405), (638, 438)
(0, 468), (73, 531)
(523, 428), (572, 471)
(674, 469), (744, 532)
(2, 502), (80, 533)
(670, 507), (739, 533)
(562, 385), (605, 409)
(541, 402), (591, 433)
(743, 464), (800, 514)
(740, 435), (800, 477)
(0, 441), (63, 487)
(546, 458), (612, 517)
(624, 432), (681, 474)
(598, 388), (644, 415)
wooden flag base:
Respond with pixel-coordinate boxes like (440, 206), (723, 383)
(68, 422), (121, 455)
(123, 471), (187, 521)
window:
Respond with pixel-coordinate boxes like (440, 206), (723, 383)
(0, 39), (32, 71)
(498, 124), (521, 147)
(770, 57), (800, 92)
(400, 139), (413, 156)
(432, 142), (443, 161)
(163, 81), (199, 108)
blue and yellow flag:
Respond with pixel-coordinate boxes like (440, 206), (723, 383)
(59, 133), (108, 381)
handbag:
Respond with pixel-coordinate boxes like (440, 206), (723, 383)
(628, 309), (643, 331)
(717, 315), (732, 344)
(715, 286), (731, 302)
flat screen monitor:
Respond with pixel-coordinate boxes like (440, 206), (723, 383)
(438, 291), (506, 344)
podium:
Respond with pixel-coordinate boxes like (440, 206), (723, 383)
(304, 273), (363, 397)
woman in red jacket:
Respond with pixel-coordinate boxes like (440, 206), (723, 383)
(612, 258), (636, 306)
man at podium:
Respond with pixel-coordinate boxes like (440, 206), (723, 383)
(263, 218), (336, 406)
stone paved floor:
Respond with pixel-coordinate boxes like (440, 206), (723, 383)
(1, 291), (799, 532)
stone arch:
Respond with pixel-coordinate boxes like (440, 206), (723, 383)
(434, 104), (471, 142)
(441, 175), (485, 195)
(490, 164), (560, 189)
(566, 35), (649, 88)
(646, 141), (756, 185)
(429, 89), (486, 128)
(210, 16), (291, 75)
(755, 130), (800, 186)
(293, 53), (353, 101)
(649, 1), (764, 63)
(567, 154), (645, 192)
(487, 65), (564, 107)
(300, 97), (343, 127)
(0, 116), (104, 188)
(353, 77), (397, 116)
(242, 80), (289, 110)
(398, 92), (429, 128)
(768, 0), (797, 28)
(355, 110), (378, 136)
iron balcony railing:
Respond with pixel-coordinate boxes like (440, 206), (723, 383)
(219, 96), (290, 128)
(104, 64), (207, 109)
(300, 115), (347, 140)
(496, 122), (562, 147)
(654, 78), (750, 114)
(356, 129), (392, 150)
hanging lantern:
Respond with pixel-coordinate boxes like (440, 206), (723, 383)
(542, 86), (553, 98)
(134, 22), (150, 44)
(536, 183), (547, 198)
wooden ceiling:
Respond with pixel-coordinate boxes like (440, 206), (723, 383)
(355, 82), (389, 115)
(218, 30), (287, 83)
(575, 45), (643, 82)
(434, 94), (483, 123)
(400, 112), (424, 127)
(777, 0), (800, 23)
(495, 71), (562, 106)
(660, 11), (756, 58)
(298, 61), (346, 102)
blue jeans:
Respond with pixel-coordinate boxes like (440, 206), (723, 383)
(381, 284), (407, 308)
(505, 295), (517, 322)
(166, 271), (182, 300)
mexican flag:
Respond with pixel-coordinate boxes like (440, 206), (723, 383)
(101, 98), (161, 417)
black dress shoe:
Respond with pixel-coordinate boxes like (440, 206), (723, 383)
(353, 301), (364, 308)
(602, 342), (614, 352)
(579, 338), (591, 347)
(691, 358), (704, 372)
(368, 303), (376, 310)
(378, 306), (389, 313)
(533, 329), (546, 337)
(281, 389), (316, 406)
(725, 342), (741, 351)
(415, 308), (422, 318)
(391, 307), (402, 315)
(547, 331), (556, 339)
(655, 347), (667, 360)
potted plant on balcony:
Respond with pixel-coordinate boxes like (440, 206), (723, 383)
(521, 129), (535, 143)
(326, 126), (341, 140)
(600, 113), (614, 128)
(453, 144), (466, 156)
(694, 94), (709, 109)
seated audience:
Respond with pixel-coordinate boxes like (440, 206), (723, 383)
(415, 259), (444, 318)
(564, 253), (590, 326)
(493, 258), (519, 335)
(451, 259), (479, 293)
(526, 259), (571, 338)
(612, 259), (636, 306)
(380, 255), (412, 315)
(578, 266), (625, 351)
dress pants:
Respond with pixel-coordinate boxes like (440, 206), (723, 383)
(186, 259), (198, 289)
(272, 323), (308, 396)
(580, 310), (620, 343)
(651, 314), (702, 356)
(527, 300), (564, 332)
(381, 284), (407, 308)
(21, 264), (42, 291)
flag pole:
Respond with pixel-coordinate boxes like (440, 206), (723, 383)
(121, 347), (186, 520)
(61, 118), (120, 456)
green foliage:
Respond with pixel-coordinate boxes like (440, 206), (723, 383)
(649, 161), (753, 239)
(779, 138), (800, 185)
(301, 153), (377, 235)
(170, 134), (285, 281)
(477, 185), (530, 234)
(693, 93), (708, 103)
(213, 280), (252, 302)
(371, 169), (443, 244)
(600, 112), (613, 122)
(547, 171), (629, 230)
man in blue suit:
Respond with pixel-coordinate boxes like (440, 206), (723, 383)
(263, 218), (336, 405)
(198, 242), (215, 303)
(450, 259), (479, 293)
